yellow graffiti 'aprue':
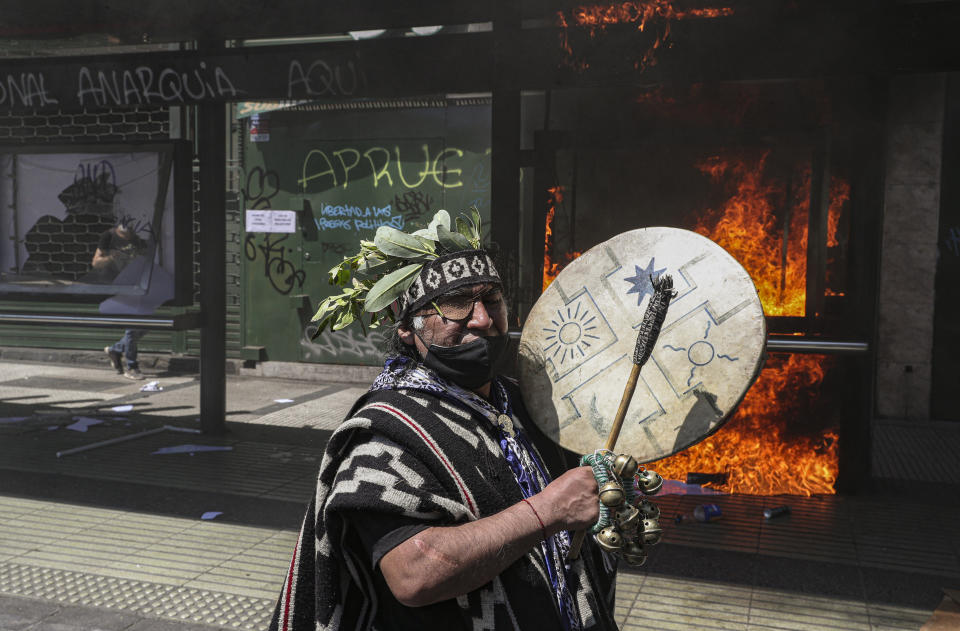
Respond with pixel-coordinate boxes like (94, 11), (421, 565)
(298, 144), (471, 191)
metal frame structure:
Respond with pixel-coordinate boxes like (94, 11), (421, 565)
(0, 1), (954, 487)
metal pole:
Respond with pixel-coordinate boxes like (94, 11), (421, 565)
(198, 97), (227, 435)
(491, 0), (521, 318)
(806, 133), (831, 331)
(765, 338), (868, 354)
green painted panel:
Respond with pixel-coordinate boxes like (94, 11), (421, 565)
(240, 104), (491, 365)
(0, 300), (183, 353)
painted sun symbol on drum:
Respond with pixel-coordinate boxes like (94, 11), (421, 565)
(662, 318), (740, 386)
(542, 303), (601, 365)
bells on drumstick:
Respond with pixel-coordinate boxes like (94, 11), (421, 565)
(595, 526), (625, 552)
(640, 517), (663, 545)
(598, 481), (625, 507)
(615, 504), (640, 532)
(587, 451), (662, 565)
(636, 499), (660, 520)
(612, 454), (638, 478)
(636, 469), (663, 495)
(621, 540), (647, 566)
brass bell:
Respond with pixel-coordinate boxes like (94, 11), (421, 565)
(595, 526), (625, 552)
(621, 540), (647, 566)
(612, 454), (639, 478)
(637, 499), (660, 520)
(614, 504), (640, 532)
(637, 469), (663, 495)
(640, 517), (663, 545)
(598, 481), (625, 507)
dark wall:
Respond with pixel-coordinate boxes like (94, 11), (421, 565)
(932, 74), (960, 421)
(0, 108), (168, 143)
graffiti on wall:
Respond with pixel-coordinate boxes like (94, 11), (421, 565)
(298, 145), (466, 191)
(242, 166), (281, 210)
(301, 325), (387, 364)
(244, 233), (306, 295)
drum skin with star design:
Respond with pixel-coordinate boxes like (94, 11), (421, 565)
(518, 227), (766, 463)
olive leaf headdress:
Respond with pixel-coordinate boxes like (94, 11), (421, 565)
(310, 207), (500, 339)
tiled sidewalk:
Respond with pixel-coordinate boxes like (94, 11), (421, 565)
(1, 358), (957, 630)
(0, 494), (290, 630)
(0, 492), (941, 631)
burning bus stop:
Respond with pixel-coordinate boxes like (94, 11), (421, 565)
(0, 0), (959, 629)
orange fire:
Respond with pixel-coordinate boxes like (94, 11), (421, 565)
(647, 354), (839, 495)
(693, 152), (809, 316)
(647, 150), (848, 495)
(540, 149), (850, 495)
(824, 178), (850, 297)
(543, 186), (581, 291)
(558, 1), (734, 71)
(570, 0), (734, 32)
(827, 179), (849, 248)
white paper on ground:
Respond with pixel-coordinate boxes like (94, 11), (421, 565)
(65, 417), (103, 432)
(151, 444), (233, 455)
(273, 398), (295, 403)
(140, 380), (162, 392)
(111, 405), (134, 413)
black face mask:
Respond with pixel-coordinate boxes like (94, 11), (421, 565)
(419, 333), (510, 389)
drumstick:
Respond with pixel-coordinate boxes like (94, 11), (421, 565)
(568, 274), (675, 560)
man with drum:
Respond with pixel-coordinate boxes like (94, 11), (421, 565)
(271, 209), (635, 631)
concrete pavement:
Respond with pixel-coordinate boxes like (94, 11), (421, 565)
(0, 352), (957, 630)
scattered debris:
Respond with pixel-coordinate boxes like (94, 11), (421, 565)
(151, 445), (233, 455)
(65, 416), (103, 432)
(762, 505), (791, 520)
(201, 511), (223, 521)
(139, 380), (163, 392)
(693, 504), (723, 522)
(56, 424), (202, 458)
(674, 504), (724, 524)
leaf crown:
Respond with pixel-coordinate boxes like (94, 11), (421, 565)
(310, 207), (490, 339)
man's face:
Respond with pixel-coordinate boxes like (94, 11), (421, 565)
(403, 283), (508, 354)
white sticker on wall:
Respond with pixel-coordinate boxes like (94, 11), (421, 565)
(245, 210), (297, 233)
(270, 210), (296, 232)
(245, 210), (271, 232)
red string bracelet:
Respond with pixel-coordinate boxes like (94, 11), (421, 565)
(522, 498), (548, 541)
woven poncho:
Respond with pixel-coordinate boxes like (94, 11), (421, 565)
(269, 367), (618, 631)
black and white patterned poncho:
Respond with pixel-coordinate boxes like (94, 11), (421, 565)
(269, 364), (618, 631)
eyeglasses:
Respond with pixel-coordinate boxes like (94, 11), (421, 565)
(429, 290), (506, 322)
